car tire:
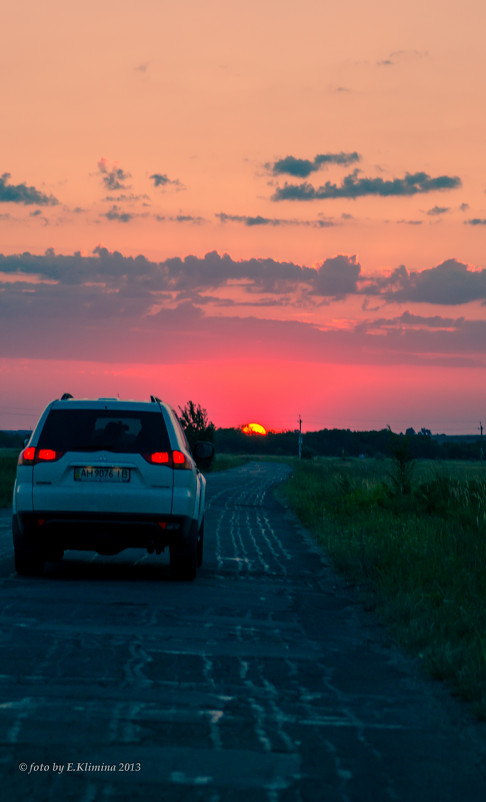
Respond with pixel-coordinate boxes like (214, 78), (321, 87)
(170, 549), (197, 581)
(170, 521), (198, 581)
(197, 518), (204, 567)
(14, 548), (44, 577)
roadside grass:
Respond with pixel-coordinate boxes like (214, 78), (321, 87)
(0, 449), (18, 508)
(279, 457), (486, 718)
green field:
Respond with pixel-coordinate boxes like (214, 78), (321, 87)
(279, 456), (486, 718)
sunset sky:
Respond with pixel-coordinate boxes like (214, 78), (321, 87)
(1, 0), (485, 434)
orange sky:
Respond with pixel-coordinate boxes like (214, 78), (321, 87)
(1, 1), (485, 433)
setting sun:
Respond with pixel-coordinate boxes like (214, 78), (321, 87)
(242, 423), (267, 436)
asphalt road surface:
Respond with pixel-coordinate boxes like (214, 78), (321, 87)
(0, 461), (485, 801)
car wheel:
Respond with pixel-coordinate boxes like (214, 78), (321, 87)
(170, 522), (197, 581)
(14, 548), (44, 577)
(170, 549), (197, 581)
(197, 518), (204, 567)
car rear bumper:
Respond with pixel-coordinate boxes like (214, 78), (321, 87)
(14, 512), (195, 557)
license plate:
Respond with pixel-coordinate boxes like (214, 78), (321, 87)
(74, 467), (130, 482)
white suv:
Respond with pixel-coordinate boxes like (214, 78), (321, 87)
(12, 395), (214, 580)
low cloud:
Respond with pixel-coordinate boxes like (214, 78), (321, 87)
(103, 205), (134, 223)
(97, 158), (131, 191)
(313, 255), (360, 299)
(171, 215), (206, 224)
(367, 259), (486, 305)
(427, 206), (450, 216)
(268, 152), (360, 178)
(104, 193), (150, 204)
(377, 50), (429, 67)
(149, 173), (185, 191)
(0, 173), (58, 206)
(216, 212), (334, 228)
(273, 171), (462, 201)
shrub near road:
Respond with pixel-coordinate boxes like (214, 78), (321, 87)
(280, 457), (486, 719)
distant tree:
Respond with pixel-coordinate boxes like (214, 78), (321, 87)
(419, 427), (432, 438)
(178, 400), (215, 451)
(0, 430), (31, 449)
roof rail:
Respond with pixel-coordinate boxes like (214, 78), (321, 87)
(150, 395), (162, 404)
(60, 393), (73, 400)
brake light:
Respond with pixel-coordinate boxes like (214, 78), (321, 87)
(37, 449), (60, 462)
(18, 446), (36, 465)
(172, 450), (187, 467)
(145, 452), (170, 465)
(18, 447), (64, 465)
(142, 450), (191, 469)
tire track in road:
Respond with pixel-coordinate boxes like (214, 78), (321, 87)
(206, 462), (293, 577)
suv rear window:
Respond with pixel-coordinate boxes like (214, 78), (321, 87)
(37, 409), (171, 453)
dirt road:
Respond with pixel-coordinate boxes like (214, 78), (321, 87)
(0, 461), (485, 800)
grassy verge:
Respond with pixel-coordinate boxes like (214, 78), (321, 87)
(279, 457), (486, 719)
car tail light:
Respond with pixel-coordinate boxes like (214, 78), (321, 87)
(18, 446), (36, 465)
(172, 450), (187, 467)
(143, 450), (192, 469)
(18, 447), (64, 465)
(37, 449), (63, 462)
(143, 451), (170, 465)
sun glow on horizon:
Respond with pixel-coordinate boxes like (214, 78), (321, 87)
(242, 422), (267, 436)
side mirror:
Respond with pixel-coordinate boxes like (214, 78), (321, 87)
(194, 441), (215, 470)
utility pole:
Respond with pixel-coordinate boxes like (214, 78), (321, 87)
(480, 421), (484, 464)
(298, 415), (302, 460)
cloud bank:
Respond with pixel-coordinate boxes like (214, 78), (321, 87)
(0, 173), (58, 206)
(0, 250), (484, 371)
(268, 152), (360, 178)
(273, 171), (462, 201)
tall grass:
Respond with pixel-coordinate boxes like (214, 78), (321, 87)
(280, 457), (486, 718)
